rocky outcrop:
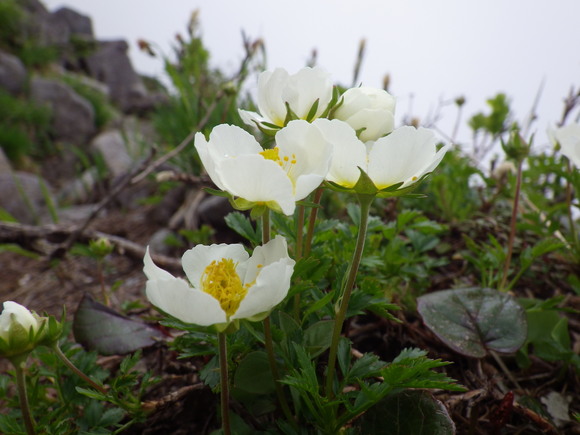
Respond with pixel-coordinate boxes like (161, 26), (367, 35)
(0, 51), (27, 96)
(85, 40), (155, 113)
(30, 77), (96, 145)
(0, 172), (56, 224)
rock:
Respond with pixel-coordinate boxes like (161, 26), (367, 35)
(52, 7), (94, 39)
(85, 40), (152, 113)
(30, 76), (96, 145)
(0, 172), (57, 224)
(147, 228), (177, 257)
(90, 130), (132, 177)
(19, 0), (69, 46)
(0, 148), (12, 175)
(0, 51), (27, 96)
(58, 167), (100, 204)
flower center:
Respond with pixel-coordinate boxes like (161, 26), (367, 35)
(260, 147), (298, 177)
(201, 258), (248, 318)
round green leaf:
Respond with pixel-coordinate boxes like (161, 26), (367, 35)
(417, 287), (527, 358)
(359, 390), (455, 434)
(234, 351), (275, 395)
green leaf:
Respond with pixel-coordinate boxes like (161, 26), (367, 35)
(303, 320), (335, 357)
(358, 390), (455, 435)
(305, 98), (320, 122)
(417, 287), (527, 358)
(234, 351), (275, 394)
(73, 293), (164, 355)
(224, 211), (261, 246)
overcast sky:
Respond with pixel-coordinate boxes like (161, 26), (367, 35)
(43, 0), (580, 152)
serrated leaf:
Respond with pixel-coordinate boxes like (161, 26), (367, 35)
(417, 287), (527, 358)
(73, 294), (164, 355)
(358, 390), (455, 435)
(224, 211), (260, 245)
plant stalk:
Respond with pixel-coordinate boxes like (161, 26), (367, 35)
(14, 360), (36, 435)
(565, 160), (579, 258)
(499, 160), (523, 291)
(52, 344), (108, 396)
(325, 194), (373, 398)
(294, 205), (305, 319)
(218, 332), (231, 435)
(263, 317), (297, 428)
(304, 187), (324, 257)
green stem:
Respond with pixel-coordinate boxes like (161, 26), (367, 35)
(499, 160), (523, 291)
(262, 210), (271, 244)
(52, 344), (108, 396)
(263, 317), (297, 428)
(14, 360), (36, 435)
(325, 194), (374, 398)
(294, 205), (305, 320)
(565, 160), (579, 258)
(304, 187), (324, 257)
(218, 332), (231, 435)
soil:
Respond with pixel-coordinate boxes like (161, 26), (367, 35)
(0, 198), (579, 434)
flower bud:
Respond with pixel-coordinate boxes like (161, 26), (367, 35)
(0, 301), (46, 360)
(332, 86), (396, 142)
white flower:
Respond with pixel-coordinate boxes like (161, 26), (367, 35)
(551, 123), (580, 167)
(0, 301), (39, 342)
(239, 66), (333, 129)
(144, 236), (295, 327)
(195, 121), (332, 215)
(332, 86), (396, 142)
(315, 119), (450, 193)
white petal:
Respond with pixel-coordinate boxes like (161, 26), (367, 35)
(242, 235), (290, 284)
(349, 108), (395, 142)
(194, 132), (226, 191)
(368, 126), (444, 189)
(143, 247), (176, 281)
(315, 118), (367, 188)
(554, 123), (580, 167)
(275, 120), (332, 199)
(232, 257), (294, 320)
(181, 243), (249, 290)
(238, 109), (268, 129)
(209, 124), (263, 156)
(146, 278), (226, 326)
(0, 301), (37, 335)
(282, 66), (333, 119)
(258, 68), (289, 126)
(217, 155), (296, 215)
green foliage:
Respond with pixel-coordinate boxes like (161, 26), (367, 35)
(0, 90), (52, 163)
(469, 93), (511, 136)
(0, 0), (23, 50)
(60, 75), (114, 129)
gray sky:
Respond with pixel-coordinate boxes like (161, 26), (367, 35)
(43, 0), (580, 151)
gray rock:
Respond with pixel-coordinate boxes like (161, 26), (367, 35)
(0, 147), (12, 175)
(0, 51), (27, 96)
(0, 172), (57, 224)
(90, 130), (132, 177)
(85, 40), (152, 113)
(52, 7), (94, 39)
(58, 167), (100, 204)
(30, 77), (96, 145)
(147, 228), (176, 256)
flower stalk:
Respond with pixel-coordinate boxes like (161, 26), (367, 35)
(325, 193), (374, 398)
(52, 343), (108, 396)
(565, 160), (580, 258)
(499, 160), (523, 291)
(13, 359), (36, 435)
(218, 332), (231, 435)
(304, 187), (324, 257)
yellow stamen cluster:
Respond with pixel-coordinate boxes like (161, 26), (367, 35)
(259, 147), (297, 171)
(201, 258), (248, 317)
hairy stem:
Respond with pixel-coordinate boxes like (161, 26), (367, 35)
(52, 344), (108, 396)
(325, 194), (373, 398)
(14, 360), (36, 435)
(499, 160), (523, 291)
(218, 332), (231, 435)
(304, 187), (324, 257)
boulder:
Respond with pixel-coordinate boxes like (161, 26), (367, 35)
(85, 40), (152, 113)
(0, 172), (57, 224)
(0, 51), (27, 96)
(0, 148), (12, 175)
(51, 7), (94, 39)
(30, 77), (96, 145)
(90, 130), (132, 177)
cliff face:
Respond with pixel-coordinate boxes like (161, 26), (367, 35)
(0, 0), (164, 224)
